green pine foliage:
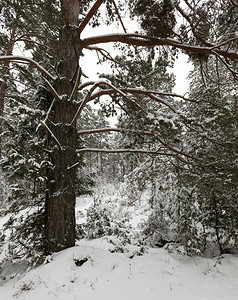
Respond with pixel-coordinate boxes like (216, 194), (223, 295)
(0, 82), (51, 262)
(129, 0), (176, 38)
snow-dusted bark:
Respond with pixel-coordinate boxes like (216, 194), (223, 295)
(44, 0), (81, 254)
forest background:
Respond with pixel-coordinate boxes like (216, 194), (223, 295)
(0, 0), (238, 265)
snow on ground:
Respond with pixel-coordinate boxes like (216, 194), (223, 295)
(75, 196), (93, 224)
(1, 191), (238, 300)
(0, 238), (238, 300)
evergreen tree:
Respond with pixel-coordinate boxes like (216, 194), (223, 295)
(1, 0), (238, 259)
(183, 54), (238, 254)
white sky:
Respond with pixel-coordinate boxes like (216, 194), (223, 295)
(169, 54), (193, 95)
(12, 5), (193, 125)
(80, 11), (193, 96)
(80, 40), (193, 95)
(80, 20), (193, 126)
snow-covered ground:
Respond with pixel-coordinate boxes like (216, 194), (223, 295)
(1, 191), (238, 300)
(0, 238), (238, 300)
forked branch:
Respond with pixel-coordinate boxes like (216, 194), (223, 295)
(70, 80), (136, 127)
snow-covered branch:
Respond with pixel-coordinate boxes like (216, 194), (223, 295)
(78, 127), (196, 160)
(87, 87), (177, 113)
(81, 33), (238, 61)
(0, 56), (55, 81)
(77, 147), (165, 155)
(40, 120), (62, 150)
(42, 78), (61, 101)
(70, 80), (134, 127)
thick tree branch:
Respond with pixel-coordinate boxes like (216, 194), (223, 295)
(0, 56), (55, 81)
(79, 82), (145, 112)
(78, 0), (105, 34)
(81, 33), (238, 61)
(86, 87), (207, 134)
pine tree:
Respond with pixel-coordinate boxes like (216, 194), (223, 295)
(1, 0), (238, 259)
(183, 56), (238, 254)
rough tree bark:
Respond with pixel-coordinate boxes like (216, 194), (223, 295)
(45, 0), (81, 254)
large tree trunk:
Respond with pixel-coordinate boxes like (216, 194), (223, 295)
(45, 0), (81, 254)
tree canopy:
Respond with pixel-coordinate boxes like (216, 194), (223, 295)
(0, 0), (238, 260)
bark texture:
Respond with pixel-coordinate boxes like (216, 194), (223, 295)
(45, 0), (81, 254)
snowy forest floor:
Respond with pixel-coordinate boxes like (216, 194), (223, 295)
(0, 184), (238, 300)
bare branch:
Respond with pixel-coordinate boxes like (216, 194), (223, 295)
(18, 38), (55, 52)
(154, 92), (197, 103)
(0, 56), (55, 81)
(82, 33), (238, 61)
(85, 46), (130, 69)
(210, 37), (238, 51)
(70, 89), (92, 128)
(230, 0), (238, 8)
(40, 120), (62, 150)
(43, 99), (55, 124)
(111, 0), (127, 33)
(183, 0), (193, 11)
(78, 0), (105, 34)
